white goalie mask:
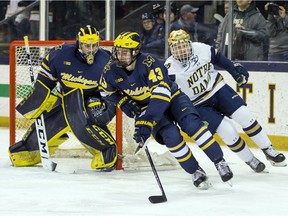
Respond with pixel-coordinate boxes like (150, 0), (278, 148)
(168, 29), (193, 64)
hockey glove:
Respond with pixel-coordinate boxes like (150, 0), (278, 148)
(231, 63), (249, 87)
(133, 119), (154, 145)
(86, 97), (106, 118)
(117, 96), (141, 118)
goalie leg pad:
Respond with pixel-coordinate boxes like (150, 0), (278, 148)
(16, 76), (58, 119)
(9, 141), (41, 166)
(63, 89), (116, 151)
(90, 144), (118, 170)
(9, 106), (69, 166)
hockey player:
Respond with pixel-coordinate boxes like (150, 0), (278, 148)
(165, 29), (286, 172)
(100, 31), (233, 189)
(9, 25), (118, 171)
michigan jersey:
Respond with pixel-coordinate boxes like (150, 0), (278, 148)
(39, 43), (110, 97)
(101, 53), (178, 122)
(166, 42), (226, 105)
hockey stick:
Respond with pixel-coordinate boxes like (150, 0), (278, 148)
(23, 36), (57, 171)
(144, 145), (167, 204)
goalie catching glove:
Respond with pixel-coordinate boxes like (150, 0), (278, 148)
(85, 97), (115, 126)
(117, 96), (141, 118)
(230, 63), (249, 87)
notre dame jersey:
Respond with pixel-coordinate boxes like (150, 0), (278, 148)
(165, 42), (226, 105)
(101, 53), (179, 122)
(39, 43), (110, 97)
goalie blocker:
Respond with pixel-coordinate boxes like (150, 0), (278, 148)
(9, 82), (117, 170)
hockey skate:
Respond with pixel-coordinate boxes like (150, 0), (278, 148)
(192, 166), (211, 190)
(246, 156), (266, 173)
(214, 159), (233, 183)
(262, 146), (287, 167)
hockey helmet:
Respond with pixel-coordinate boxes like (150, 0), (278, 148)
(113, 32), (141, 67)
(168, 29), (193, 64)
(77, 25), (100, 64)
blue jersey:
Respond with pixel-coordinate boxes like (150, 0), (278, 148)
(101, 53), (179, 122)
(39, 43), (110, 97)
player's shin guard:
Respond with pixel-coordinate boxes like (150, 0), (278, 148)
(178, 115), (224, 162)
(168, 140), (199, 174)
(159, 124), (199, 174)
(217, 118), (253, 160)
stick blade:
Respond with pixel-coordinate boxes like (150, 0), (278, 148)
(148, 195), (167, 204)
(42, 160), (57, 172)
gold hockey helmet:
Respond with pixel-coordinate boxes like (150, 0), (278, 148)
(168, 29), (193, 64)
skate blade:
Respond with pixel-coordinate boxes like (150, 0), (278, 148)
(226, 180), (233, 187)
(269, 160), (287, 167)
(197, 181), (212, 190)
(259, 168), (269, 173)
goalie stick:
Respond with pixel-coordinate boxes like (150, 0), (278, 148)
(23, 36), (57, 171)
(143, 143), (167, 204)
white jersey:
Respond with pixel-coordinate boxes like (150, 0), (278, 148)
(166, 42), (226, 105)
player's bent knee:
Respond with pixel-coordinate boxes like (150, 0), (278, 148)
(178, 114), (204, 137)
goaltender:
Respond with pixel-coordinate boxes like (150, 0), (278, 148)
(9, 25), (117, 171)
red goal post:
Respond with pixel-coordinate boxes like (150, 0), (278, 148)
(9, 40), (124, 170)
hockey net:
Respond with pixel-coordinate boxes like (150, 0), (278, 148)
(9, 40), (178, 170)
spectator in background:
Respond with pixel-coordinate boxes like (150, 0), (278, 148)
(162, 1), (179, 25)
(152, 3), (164, 26)
(139, 12), (165, 59)
(224, 0), (230, 15)
(170, 4), (216, 46)
(214, 0), (230, 24)
(5, 0), (30, 41)
(216, 0), (268, 61)
(265, 2), (288, 61)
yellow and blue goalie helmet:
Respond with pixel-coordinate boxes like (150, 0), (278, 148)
(168, 29), (193, 64)
(77, 25), (100, 64)
(113, 32), (141, 67)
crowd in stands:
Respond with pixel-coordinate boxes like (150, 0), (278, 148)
(0, 1), (288, 62)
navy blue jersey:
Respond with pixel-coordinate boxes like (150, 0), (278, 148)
(39, 43), (110, 98)
(101, 53), (179, 122)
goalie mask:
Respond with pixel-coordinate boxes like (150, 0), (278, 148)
(113, 32), (141, 67)
(168, 29), (193, 64)
(77, 25), (100, 65)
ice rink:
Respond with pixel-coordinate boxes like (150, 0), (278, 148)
(1, 127), (288, 216)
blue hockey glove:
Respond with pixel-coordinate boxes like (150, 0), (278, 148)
(117, 96), (141, 118)
(231, 63), (249, 87)
(133, 119), (154, 145)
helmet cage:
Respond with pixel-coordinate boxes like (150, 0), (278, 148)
(77, 25), (100, 64)
(170, 40), (193, 64)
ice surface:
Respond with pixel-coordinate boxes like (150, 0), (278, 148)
(1, 127), (288, 216)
